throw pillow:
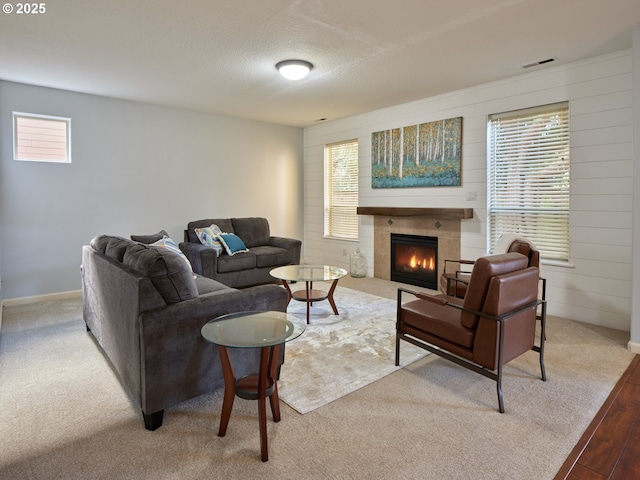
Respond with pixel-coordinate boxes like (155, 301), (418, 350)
(194, 224), (223, 256)
(217, 233), (249, 256)
(150, 236), (194, 272)
(131, 230), (169, 244)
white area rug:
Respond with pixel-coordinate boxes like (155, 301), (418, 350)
(277, 284), (427, 414)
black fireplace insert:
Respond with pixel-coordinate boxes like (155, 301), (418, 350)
(390, 233), (438, 289)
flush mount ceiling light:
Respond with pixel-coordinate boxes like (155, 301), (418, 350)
(276, 60), (313, 80)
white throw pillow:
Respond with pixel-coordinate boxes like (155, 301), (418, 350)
(151, 236), (194, 272)
(194, 224), (223, 256)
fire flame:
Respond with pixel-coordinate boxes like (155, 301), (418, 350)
(409, 255), (434, 270)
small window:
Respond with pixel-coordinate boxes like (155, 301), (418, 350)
(324, 139), (359, 239)
(13, 112), (71, 163)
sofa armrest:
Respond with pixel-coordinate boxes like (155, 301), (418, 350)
(137, 284), (289, 414)
(179, 241), (218, 277)
(269, 236), (302, 264)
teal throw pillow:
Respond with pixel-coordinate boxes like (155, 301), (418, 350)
(218, 233), (249, 256)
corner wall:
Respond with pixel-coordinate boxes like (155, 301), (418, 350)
(0, 81), (304, 300)
(304, 50), (634, 332)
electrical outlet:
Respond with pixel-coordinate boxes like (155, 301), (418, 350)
(466, 191), (477, 201)
(342, 248), (348, 256)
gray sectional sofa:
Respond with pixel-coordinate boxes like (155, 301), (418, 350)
(180, 217), (301, 288)
(81, 234), (289, 430)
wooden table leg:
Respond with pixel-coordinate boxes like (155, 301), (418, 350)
(280, 280), (293, 306)
(268, 344), (281, 422)
(217, 346), (236, 437)
(219, 345), (282, 462)
(327, 278), (341, 315)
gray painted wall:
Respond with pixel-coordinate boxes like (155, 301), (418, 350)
(0, 81), (304, 300)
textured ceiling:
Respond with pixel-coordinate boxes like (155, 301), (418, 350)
(1, 0), (639, 127)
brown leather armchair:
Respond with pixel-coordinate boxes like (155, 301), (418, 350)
(396, 252), (546, 413)
(440, 238), (542, 298)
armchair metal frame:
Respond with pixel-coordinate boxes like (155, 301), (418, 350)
(395, 288), (547, 413)
(441, 258), (474, 297)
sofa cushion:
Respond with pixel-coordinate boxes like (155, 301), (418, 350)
(122, 243), (198, 305)
(131, 230), (169, 244)
(217, 251), (257, 273)
(251, 245), (291, 268)
(194, 275), (231, 295)
(218, 233), (250, 256)
(91, 235), (131, 262)
(91, 235), (199, 305)
(231, 217), (270, 248)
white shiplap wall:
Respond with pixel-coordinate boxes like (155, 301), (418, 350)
(304, 50), (633, 332)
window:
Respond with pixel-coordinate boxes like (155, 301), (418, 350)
(324, 139), (359, 239)
(487, 102), (570, 261)
(13, 112), (71, 163)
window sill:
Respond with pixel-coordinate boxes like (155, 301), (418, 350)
(323, 236), (359, 242)
(541, 259), (575, 269)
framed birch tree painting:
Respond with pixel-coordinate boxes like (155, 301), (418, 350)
(371, 116), (462, 188)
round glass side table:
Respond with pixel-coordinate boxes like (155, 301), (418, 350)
(201, 311), (305, 462)
(270, 265), (348, 324)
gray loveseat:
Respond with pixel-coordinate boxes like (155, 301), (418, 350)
(81, 234), (289, 430)
(180, 217), (301, 288)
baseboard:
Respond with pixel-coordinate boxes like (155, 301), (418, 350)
(1, 290), (82, 308)
(628, 341), (640, 354)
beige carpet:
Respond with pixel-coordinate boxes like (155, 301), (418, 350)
(279, 284), (427, 413)
(0, 277), (636, 479)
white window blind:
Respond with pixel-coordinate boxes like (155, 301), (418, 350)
(324, 139), (359, 239)
(487, 102), (570, 261)
(13, 112), (71, 163)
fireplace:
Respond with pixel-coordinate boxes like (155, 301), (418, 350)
(358, 207), (471, 286)
(391, 233), (438, 289)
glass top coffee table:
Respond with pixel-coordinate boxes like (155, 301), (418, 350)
(270, 265), (348, 324)
(201, 311), (305, 462)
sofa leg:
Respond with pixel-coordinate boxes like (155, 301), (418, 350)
(143, 410), (164, 431)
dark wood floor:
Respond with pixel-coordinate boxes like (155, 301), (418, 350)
(555, 354), (640, 479)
